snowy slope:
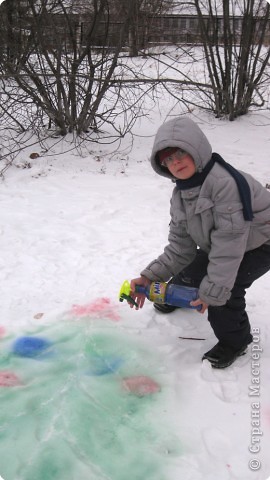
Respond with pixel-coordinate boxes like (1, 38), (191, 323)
(1, 93), (270, 477)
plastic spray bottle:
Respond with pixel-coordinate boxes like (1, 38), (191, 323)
(119, 280), (201, 310)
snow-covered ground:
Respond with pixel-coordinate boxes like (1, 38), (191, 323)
(1, 62), (270, 479)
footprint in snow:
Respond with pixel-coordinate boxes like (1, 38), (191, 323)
(200, 360), (242, 403)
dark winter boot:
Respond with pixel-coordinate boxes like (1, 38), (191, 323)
(202, 341), (249, 368)
(153, 303), (177, 314)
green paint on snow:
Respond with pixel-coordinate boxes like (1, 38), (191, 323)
(0, 320), (178, 480)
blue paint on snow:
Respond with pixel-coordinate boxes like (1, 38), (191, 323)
(12, 336), (53, 359)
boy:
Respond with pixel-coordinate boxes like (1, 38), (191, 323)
(130, 117), (270, 368)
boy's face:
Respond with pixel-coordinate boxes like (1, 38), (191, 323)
(161, 150), (196, 179)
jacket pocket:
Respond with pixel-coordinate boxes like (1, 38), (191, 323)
(214, 202), (246, 231)
(195, 198), (214, 214)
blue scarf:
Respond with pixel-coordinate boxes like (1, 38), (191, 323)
(176, 152), (254, 221)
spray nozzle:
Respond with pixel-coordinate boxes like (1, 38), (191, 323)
(119, 280), (138, 308)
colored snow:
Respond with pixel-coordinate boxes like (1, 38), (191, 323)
(12, 336), (53, 359)
(122, 375), (161, 396)
(0, 371), (22, 387)
(0, 321), (174, 480)
(71, 298), (121, 322)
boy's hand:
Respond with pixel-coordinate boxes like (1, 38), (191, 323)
(190, 298), (208, 314)
(129, 276), (152, 310)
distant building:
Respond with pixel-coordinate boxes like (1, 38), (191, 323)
(0, 0), (269, 53)
(148, 13), (264, 45)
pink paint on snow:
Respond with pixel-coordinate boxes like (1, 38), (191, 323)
(0, 371), (22, 387)
(0, 326), (6, 338)
(71, 297), (121, 322)
(122, 376), (161, 397)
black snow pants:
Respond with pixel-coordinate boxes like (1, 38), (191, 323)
(171, 244), (270, 349)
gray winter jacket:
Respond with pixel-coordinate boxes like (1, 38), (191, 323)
(141, 117), (270, 306)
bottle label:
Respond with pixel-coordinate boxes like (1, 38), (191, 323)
(149, 282), (167, 303)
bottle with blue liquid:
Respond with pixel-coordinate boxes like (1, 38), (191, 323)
(119, 280), (200, 310)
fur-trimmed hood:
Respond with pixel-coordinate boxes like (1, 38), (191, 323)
(150, 117), (212, 179)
